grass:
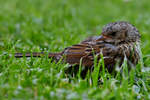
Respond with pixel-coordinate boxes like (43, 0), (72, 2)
(0, 0), (150, 99)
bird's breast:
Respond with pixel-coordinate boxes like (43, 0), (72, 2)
(118, 42), (141, 65)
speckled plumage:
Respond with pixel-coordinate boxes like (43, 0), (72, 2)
(15, 21), (141, 77)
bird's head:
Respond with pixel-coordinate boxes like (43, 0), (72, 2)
(99, 21), (141, 44)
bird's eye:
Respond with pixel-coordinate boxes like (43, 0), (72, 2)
(110, 32), (116, 36)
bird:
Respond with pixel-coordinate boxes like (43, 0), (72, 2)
(15, 21), (141, 77)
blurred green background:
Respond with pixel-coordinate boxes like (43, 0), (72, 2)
(0, 0), (150, 99)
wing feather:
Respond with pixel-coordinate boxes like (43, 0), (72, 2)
(63, 37), (119, 69)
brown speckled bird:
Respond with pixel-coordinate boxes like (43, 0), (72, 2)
(15, 21), (141, 76)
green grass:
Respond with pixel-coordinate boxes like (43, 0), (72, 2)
(0, 0), (150, 99)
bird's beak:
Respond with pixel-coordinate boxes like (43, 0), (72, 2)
(96, 35), (109, 41)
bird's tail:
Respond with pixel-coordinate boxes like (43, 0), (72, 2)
(15, 52), (62, 60)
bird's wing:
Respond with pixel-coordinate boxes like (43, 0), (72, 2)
(63, 40), (119, 71)
(62, 40), (105, 67)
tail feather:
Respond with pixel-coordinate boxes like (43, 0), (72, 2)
(15, 52), (44, 58)
(15, 52), (62, 60)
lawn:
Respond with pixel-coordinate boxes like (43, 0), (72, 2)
(0, 0), (150, 99)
